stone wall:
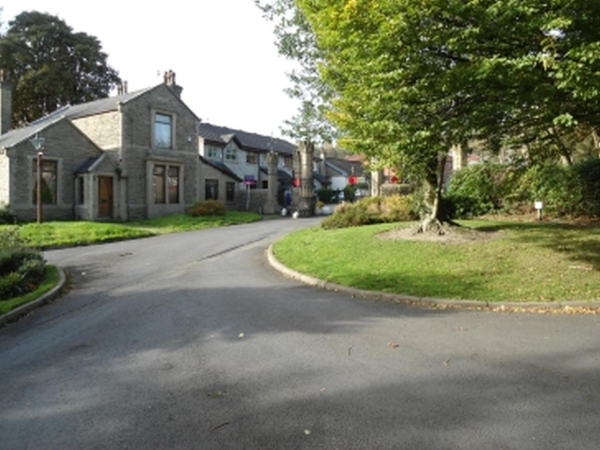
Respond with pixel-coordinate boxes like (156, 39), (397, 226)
(72, 111), (121, 151)
(119, 84), (200, 219)
(234, 189), (272, 213)
(200, 161), (239, 207)
(8, 120), (105, 221)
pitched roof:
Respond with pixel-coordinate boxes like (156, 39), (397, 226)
(199, 123), (296, 155)
(0, 114), (64, 149)
(199, 155), (243, 181)
(326, 158), (365, 177)
(1, 83), (200, 150)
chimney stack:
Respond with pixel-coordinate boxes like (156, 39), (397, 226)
(117, 80), (128, 96)
(0, 70), (13, 135)
(164, 70), (183, 98)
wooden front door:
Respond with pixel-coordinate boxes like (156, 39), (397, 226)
(98, 176), (113, 218)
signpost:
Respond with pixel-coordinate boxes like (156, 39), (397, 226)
(534, 201), (543, 221)
(244, 175), (255, 211)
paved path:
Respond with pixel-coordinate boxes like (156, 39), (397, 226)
(1, 218), (599, 450)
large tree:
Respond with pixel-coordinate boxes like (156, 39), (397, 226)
(264, 0), (600, 231)
(0, 11), (121, 126)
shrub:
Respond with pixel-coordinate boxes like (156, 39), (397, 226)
(343, 185), (357, 203)
(0, 204), (16, 225)
(0, 272), (23, 300)
(381, 183), (415, 197)
(316, 188), (333, 203)
(507, 163), (582, 216)
(447, 163), (518, 218)
(0, 227), (26, 249)
(321, 195), (415, 229)
(0, 233), (46, 300)
(380, 195), (416, 222)
(187, 199), (226, 217)
(573, 158), (600, 217)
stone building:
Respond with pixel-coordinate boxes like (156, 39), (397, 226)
(0, 72), (203, 221)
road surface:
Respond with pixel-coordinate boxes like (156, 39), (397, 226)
(1, 218), (599, 449)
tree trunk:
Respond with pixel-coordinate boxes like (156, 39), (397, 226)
(416, 152), (447, 235)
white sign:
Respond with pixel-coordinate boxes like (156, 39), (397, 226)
(534, 201), (543, 210)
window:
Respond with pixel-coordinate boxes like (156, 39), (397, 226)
(155, 113), (172, 148)
(168, 167), (180, 204)
(153, 165), (166, 203)
(205, 179), (219, 200)
(225, 147), (237, 161)
(32, 160), (57, 204)
(262, 180), (268, 189)
(283, 155), (293, 168)
(226, 182), (235, 202)
(207, 146), (221, 160)
(246, 152), (258, 164)
(153, 164), (181, 204)
(76, 176), (85, 204)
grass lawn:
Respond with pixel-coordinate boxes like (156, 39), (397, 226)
(273, 220), (600, 303)
(1, 211), (262, 249)
(0, 265), (60, 315)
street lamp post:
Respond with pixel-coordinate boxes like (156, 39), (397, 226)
(30, 134), (45, 224)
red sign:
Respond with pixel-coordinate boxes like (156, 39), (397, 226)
(391, 175), (399, 184)
(292, 178), (300, 187)
(348, 176), (358, 185)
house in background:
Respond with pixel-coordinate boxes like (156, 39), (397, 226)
(320, 154), (366, 191)
(198, 122), (298, 199)
(0, 71), (202, 221)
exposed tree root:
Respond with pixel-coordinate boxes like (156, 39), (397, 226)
(414, 217), (446, 235)
(413, 217), (463, 236)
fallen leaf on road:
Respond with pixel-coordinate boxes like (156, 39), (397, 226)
(444, 359), (451, 366)
(238, 333), (245, 339)
(304, 429), (312, 436)
(210, 422), (230, 432)
(387, 341), (399, 349)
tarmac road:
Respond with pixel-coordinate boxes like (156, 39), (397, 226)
(1, 217), (599, 450)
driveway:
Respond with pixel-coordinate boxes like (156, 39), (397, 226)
(0, 218), (599, 449)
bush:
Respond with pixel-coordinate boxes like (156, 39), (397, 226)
(0, 204), (16, 225)
(447, 164), (518, 218)
(380, 195), (416, 222)
(343, 185), (357, 203)
(381, 183), (415, 197)
(573, 158), (600, 217)
(0, 227), (26, 249)
(316, 188), (334, 203)
(0, 231), (46, 300)
(187, 199), (226, 217)
(507, 163), (582, 216)
(322, 195), (415, 229)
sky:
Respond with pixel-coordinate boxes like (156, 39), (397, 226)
(1, 0), (301, 139)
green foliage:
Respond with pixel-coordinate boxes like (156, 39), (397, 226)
(0, 234), (46, 300)
(322, 195), (415, 229)
(267, 0), (600, 222)
(0, 227), (26, 249)
(446, 164), (520, 218)
(508, 163), (583, 216)
(0, 11), (121, 125)
(316, 188), (333, 203)
(446, 159), (600, 219)
(381, 184), (415, 197)
(0, 204), (16, 225)
(187, 200), (226, 217)
(343, 185), (357, 203)
(573, 159), (600, 217)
